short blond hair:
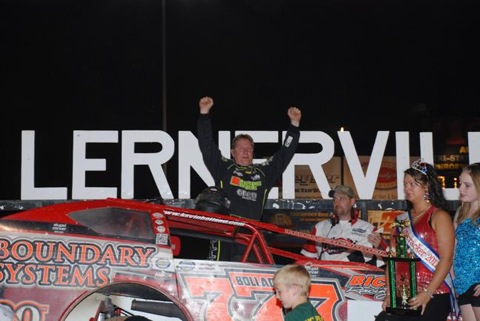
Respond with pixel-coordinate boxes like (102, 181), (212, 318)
(273, 264), (311, 296)
(231, 134), (254, 149)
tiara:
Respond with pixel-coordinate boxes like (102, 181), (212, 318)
(411, 159), (428, 175)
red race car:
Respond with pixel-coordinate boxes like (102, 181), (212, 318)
(0, 198), (387, 321)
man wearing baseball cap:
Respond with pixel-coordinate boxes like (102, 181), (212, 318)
(328, 184), (355, 198)
(301, 184), (386, 266)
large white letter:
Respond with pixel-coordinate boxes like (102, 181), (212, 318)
(179, 130), (233, 199)
(21, 131), (68, 200)
(419, 132), (434, 164)
(72, 131), (118, 199)
(469, 132), (480, 163)
(282, 131), (335, 199)
(339, 131), (389, 199)
(121, 131), (174, 199)
(395, 132), (411, 200)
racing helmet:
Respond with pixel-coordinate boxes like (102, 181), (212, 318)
(195, 186), (231, 214)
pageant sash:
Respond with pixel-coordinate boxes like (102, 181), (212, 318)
(396, 211), (459, 320)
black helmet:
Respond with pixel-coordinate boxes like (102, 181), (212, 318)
(195, 186), (231, 214)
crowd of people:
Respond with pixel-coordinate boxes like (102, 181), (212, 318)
(194, 96), (479, 321)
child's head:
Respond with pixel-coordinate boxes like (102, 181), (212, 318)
(273, 264), (311, 309)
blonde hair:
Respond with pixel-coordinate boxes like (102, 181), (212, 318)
(231, 134), (254, 150)
(456, 163), (480, 226)
(273, 264), (311, 296)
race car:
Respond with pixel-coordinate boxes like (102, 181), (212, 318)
(0, 198), (387, 321)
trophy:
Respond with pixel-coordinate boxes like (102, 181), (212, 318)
(385, 219), (421, 316)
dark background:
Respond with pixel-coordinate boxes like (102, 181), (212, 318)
(1, 0), (479, 200)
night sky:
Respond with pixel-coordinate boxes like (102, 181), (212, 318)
(166, 0), (479, 129)
(1, 0), (479, 199)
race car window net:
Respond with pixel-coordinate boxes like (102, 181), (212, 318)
(69, 207), (155, 241)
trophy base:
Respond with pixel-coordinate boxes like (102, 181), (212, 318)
(386, 307), (422, 316)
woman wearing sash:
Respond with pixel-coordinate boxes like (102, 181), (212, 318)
(378, 160), (456, 321)
(453, 163), (480, 321)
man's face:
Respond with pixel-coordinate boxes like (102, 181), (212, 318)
(332, 192), (354, 220)
(231, 138), (254, 166)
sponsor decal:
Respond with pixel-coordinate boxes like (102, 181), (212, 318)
(152, 212), (164, 218)
(0, 237), (157, 288)
(345, 274), (386, 300)
(283, 228), (388, 257)
(229, 176), (262, 190)
(231, 176), (241, 186)
(177, 260), (196, 271)
(51, 223), (67, 234)
(153, 257), (171, 269)
(155, 233), (169, 245)
(177, 267), (344, 321)
(163, 209), (246, 227)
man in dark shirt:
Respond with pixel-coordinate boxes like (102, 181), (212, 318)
(197, 96), (301, 221)
(197, 96), (302, 260)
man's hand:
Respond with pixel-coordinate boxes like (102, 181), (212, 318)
(288, 107), (301, 127)
(199, 96), (214, 114)
(368, 232), (383, 248)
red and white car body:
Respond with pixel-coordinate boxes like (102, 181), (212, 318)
(0, 198), (386, 321)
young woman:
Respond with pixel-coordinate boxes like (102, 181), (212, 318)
(378, 160), (457, 321)
(454, 163), (480, 321)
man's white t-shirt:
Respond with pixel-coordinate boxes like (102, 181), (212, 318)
(301, 218), (382, 265)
